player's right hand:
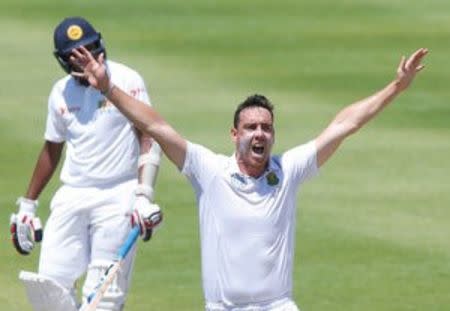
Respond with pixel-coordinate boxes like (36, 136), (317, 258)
(10, 197), (43, 255)
(131, 196), (163, 242)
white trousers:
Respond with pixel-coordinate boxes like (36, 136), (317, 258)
(38, 179), (137, 291)
(206, 297), (300, 311)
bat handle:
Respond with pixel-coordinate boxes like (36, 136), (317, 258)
(117, 226), (140, 260)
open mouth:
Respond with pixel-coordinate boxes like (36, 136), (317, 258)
(252, 145), (265, 155)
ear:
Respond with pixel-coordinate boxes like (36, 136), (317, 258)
(230, 127), (238, 143)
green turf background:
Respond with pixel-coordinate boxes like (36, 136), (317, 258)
(0, 0), (449, 310)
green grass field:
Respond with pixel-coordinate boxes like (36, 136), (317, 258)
(1, 0), (449, 310)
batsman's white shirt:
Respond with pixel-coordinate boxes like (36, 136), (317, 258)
(45, 60), (150, 187)
(38, 61), (151, 301)
(182, 140), (318, 307)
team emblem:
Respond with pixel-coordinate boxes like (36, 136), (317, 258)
(266, 171), (279, 186)
(67, 25), (83, 40)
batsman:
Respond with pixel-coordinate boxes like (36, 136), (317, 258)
(10, 16), (163, 311)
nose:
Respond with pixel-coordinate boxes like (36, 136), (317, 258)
(254, 126), (264, 139)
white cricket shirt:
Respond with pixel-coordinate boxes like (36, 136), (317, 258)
(182, 140), (319, 307)
(45, 60), (150, 187)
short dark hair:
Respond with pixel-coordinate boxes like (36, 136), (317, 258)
(233, 94), (274, 128)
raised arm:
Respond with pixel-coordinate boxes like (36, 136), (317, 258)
(315, 48), (428, 167)
(70, 47), (187, 170)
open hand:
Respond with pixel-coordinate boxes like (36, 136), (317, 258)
(70, 46), (111, 93)
(396, 48), (428, 91)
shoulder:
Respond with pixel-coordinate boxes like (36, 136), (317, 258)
(48, 75), (76, 102)
(185, 142), (228, 169)
(51, 75), (72, 92)
(182, 141), (229, 182)
(107, 60), (143, 80)
(282, 140), (317, 160)
(279, 140), (319, 181)
(187, 141), (217, 159)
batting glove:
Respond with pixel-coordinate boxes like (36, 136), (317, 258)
(10, 197), (43, 255)
(131, 185), (163, 241)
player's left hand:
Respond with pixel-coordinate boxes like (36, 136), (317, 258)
(10, 197), (43, 255)
(395, 48), (428, 91)
(131, 196), (163, 242)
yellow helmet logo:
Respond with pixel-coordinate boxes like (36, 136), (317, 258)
(67, 25), (83, 40)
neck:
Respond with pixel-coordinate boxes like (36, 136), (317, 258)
(236, 158), (267, 178)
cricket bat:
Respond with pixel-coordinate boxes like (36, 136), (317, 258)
(80, 226), (140, 311)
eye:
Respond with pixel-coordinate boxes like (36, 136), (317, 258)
(261, 124), (273, 132)
(244, 123), (257, 130)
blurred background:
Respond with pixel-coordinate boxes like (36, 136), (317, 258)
(0, 0), (449, 310)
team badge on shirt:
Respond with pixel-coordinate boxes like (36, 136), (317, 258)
(266, 171), (279, 186)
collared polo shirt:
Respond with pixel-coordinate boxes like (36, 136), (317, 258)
(45, 60), (151, 187)
(182, 140), (319, 307)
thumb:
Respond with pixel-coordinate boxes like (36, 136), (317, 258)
(98, 53), (105, 65)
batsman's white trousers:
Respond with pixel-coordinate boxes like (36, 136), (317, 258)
(38, 178), (136, 290)
(205, 297), (300, 311)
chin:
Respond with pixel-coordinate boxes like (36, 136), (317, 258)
(251, 156), (268, 168)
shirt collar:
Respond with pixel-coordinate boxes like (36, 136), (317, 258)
(227, 153), (281, 187)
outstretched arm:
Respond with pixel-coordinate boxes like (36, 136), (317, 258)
(315, 48), (428, 167)
(70, 47), (187, 170)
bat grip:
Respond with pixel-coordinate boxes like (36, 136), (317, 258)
(117, 226), (140, 260)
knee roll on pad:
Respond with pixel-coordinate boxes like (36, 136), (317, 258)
(82, 260), (129, 311)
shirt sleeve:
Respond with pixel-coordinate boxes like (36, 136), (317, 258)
(280, 139), (319, 185)
(44, 85), (66, 143)
(181, 142), (220, 191)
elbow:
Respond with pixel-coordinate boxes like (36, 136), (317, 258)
(142, 122), (157, 137)
(142, 121), (171, 142)
(345, 122), (362, 136)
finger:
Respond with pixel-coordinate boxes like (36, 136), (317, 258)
(415, 47), (428, 58)
(79, 45), (96, 61)
(98, 53), (105, 65)
(69, 55), (85, 70)
(410, 48), (424, 61)
(415, 64), (425, 72)
(69, 55), (79, 64)
(415, 48), (428, 64)
(409, 48), (428, 68)
(70, 71), (85, 78)
(397, 56), (406, 74)
(71, 47), (83, 58)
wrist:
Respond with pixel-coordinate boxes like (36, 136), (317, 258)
(135, 184), (154, 201)
(101, 80), (115, 97)
(391, 78), (406, 93)
(16, 197), (38, 214)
